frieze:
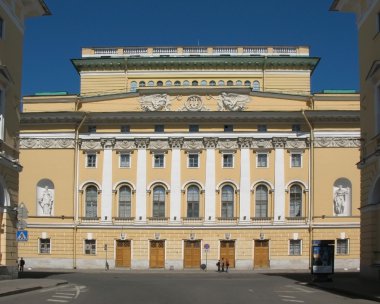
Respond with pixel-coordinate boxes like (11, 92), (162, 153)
(272, 137), (287, 149)
(314, 137), (361, 148)
(80, 139), (102, 150)
(114, 140), (135, 150)
(251, 139), (272, 149)
(169, 137), (184, 149)
(180, 95), (210, 111)
(285, 139), (307, 149)
(140, 94), (171, 111)
(203, 137), (218, 149)
(217, 139), (239, 150)
(182, 139), (204, 150)
(20, 138), (75, 149)
(149, 140), (170, 150)
(216, 93), (249, 111)
(135, 138), (150, 149)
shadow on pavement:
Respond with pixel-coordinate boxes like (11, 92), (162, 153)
(18, 271), (74, 279)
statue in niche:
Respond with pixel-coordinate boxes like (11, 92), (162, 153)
(333, 185), (349, 215)
(140, 94), (171, 111)
(38, 186), (54, 216)
(216, 92), (249, 111)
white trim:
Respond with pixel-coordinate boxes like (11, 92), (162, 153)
(239, 148), (250, 221)
(313, 131), (360, 137)
(113, 181), (136, 191)
(101, 146), (113, 222)
(80, 72), (127, 76)
(170, 148), (181, 221)
(285, 179), (308, 190)
(20, 133), (75, 138)
(251, 180), (275, 190)
(181, 180), (205, 191)
(146, 180), (170, 191)
(274, 147), (285, 222)
(216, 180), (239, 190)
(136, 149), (147, 222)
(205, 148), (216, 221)
(79, 180), (102, 190)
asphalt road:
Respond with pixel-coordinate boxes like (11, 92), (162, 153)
(1, 271), (377, 304)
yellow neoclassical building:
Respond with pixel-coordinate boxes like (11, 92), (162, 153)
(331, 0), (380, 280)
(19, 45), (361, 270)
(0, 0), (50, 277)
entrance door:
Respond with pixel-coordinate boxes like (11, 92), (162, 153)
(184, 240), (201, 268)
(254, 240), (269, 268)
(220, 241), (235, 268)
(150, 240), (165, 268)
(115, 240), (131, 268)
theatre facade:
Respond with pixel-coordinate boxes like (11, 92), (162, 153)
(18, 45), (360, 270)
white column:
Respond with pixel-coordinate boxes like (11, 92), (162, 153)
(239, 138), (252, 222)
(135, 139), (149, 223)
(169, 138), (183, 223)
(273, 138), (286, 223)
(204, 138), (218, 222)
(101, 138), (115, 222)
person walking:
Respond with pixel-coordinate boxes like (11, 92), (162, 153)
(221, 257), (225, 272)
(19, 257), (25, 272)
(226, 259), (230, 273)
(216, 259), (221, 272)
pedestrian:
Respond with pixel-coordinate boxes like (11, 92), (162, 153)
(226, 259), (230, 273)
(19, 257), (25, 272)
(221, 257), (225, 272)
(216, 259), (221, 272)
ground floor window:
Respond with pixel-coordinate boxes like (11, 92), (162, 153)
(289, 239), (301, 255)
(336, 239), (349, 255)
(39, 238), (51, 254)
(85, 239), (96, 255)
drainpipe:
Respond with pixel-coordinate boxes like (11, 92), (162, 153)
(302, 109), (314, 269)
(73, 106), (87, 269)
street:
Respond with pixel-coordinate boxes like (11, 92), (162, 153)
(0, 271), (377, 304)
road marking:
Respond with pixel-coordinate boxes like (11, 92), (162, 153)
(281, 300), (304, 303)
(52, 295), (73, 299)
(47, 300), (68, 303)
(56, 293), (76, 296)
(248, 289), (254, 293)
(279, 295), (296, 298)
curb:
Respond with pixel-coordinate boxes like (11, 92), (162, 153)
(0, 281), (68, 297)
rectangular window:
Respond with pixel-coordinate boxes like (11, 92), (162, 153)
(153, 154), (164, 168)
(224, 124), (233, 132)
(188, 153), (199, 168)
(155, 124), (164, 133)
(84, 239), (96, 255)
(189, 124), (199, 133)
(222, 154), (233, 168)
(336, 239), (349, 255)
(257, 124), (267, 132)
(0, 17), (3, 39)
(120, 153), (131, 168)
(289, 240), (301, 256)
(121, 125), (130, 133)
(257, 153), (268, 168)
(88, 125), (96, 133)
(291, 153), (301, 168)
(292, 124), (301, 132)
(39, 238), (51, 254)
(86, 153), (97, 168)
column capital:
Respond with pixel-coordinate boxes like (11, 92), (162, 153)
(100, 138), (116, 149)
(169, 137), (184, 149)
(203, 137), (218, 149)
(135, 138), (150, 149)
(272, 137), (287, 148)
(238, 137), (252, 149)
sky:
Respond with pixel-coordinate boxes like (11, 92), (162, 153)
(22, 0), (358, 96)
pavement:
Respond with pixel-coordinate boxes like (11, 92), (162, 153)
(0, 269), (378, 302)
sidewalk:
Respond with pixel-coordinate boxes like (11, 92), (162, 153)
(0, 277), (67, 297)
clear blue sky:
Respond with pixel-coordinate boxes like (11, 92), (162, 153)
(22, 0), (358, 96)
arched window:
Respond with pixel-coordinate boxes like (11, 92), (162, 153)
(165, 80), (172, 86)
(153, 186), (165, 218)
(119, 186), (131, 218)
(218, 80), (225, 86)
(139, 81), (146, 87)
(290, 185), (302, 217)
(157, 81), (163, 87)
(252, 80), (260, 91)
(209, 80), (216, 86)
(187, 186), (200, 218)
(221, 185), (234, 218)
(147, 81), (154, 87)
(227, 80), (233, 86)
(236, 80), (242, 86)
(200, 80), (207, 86)
(85, 186), (98, 218)
(255, 185), (268, 218)
(192, 80), (198, 86)
(244, 80), (251, 87)
(36, 179), (55, 216)
(130, 81), (137, 92)
(183, 80), (190, 86)
(174, 80), (181, 86)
